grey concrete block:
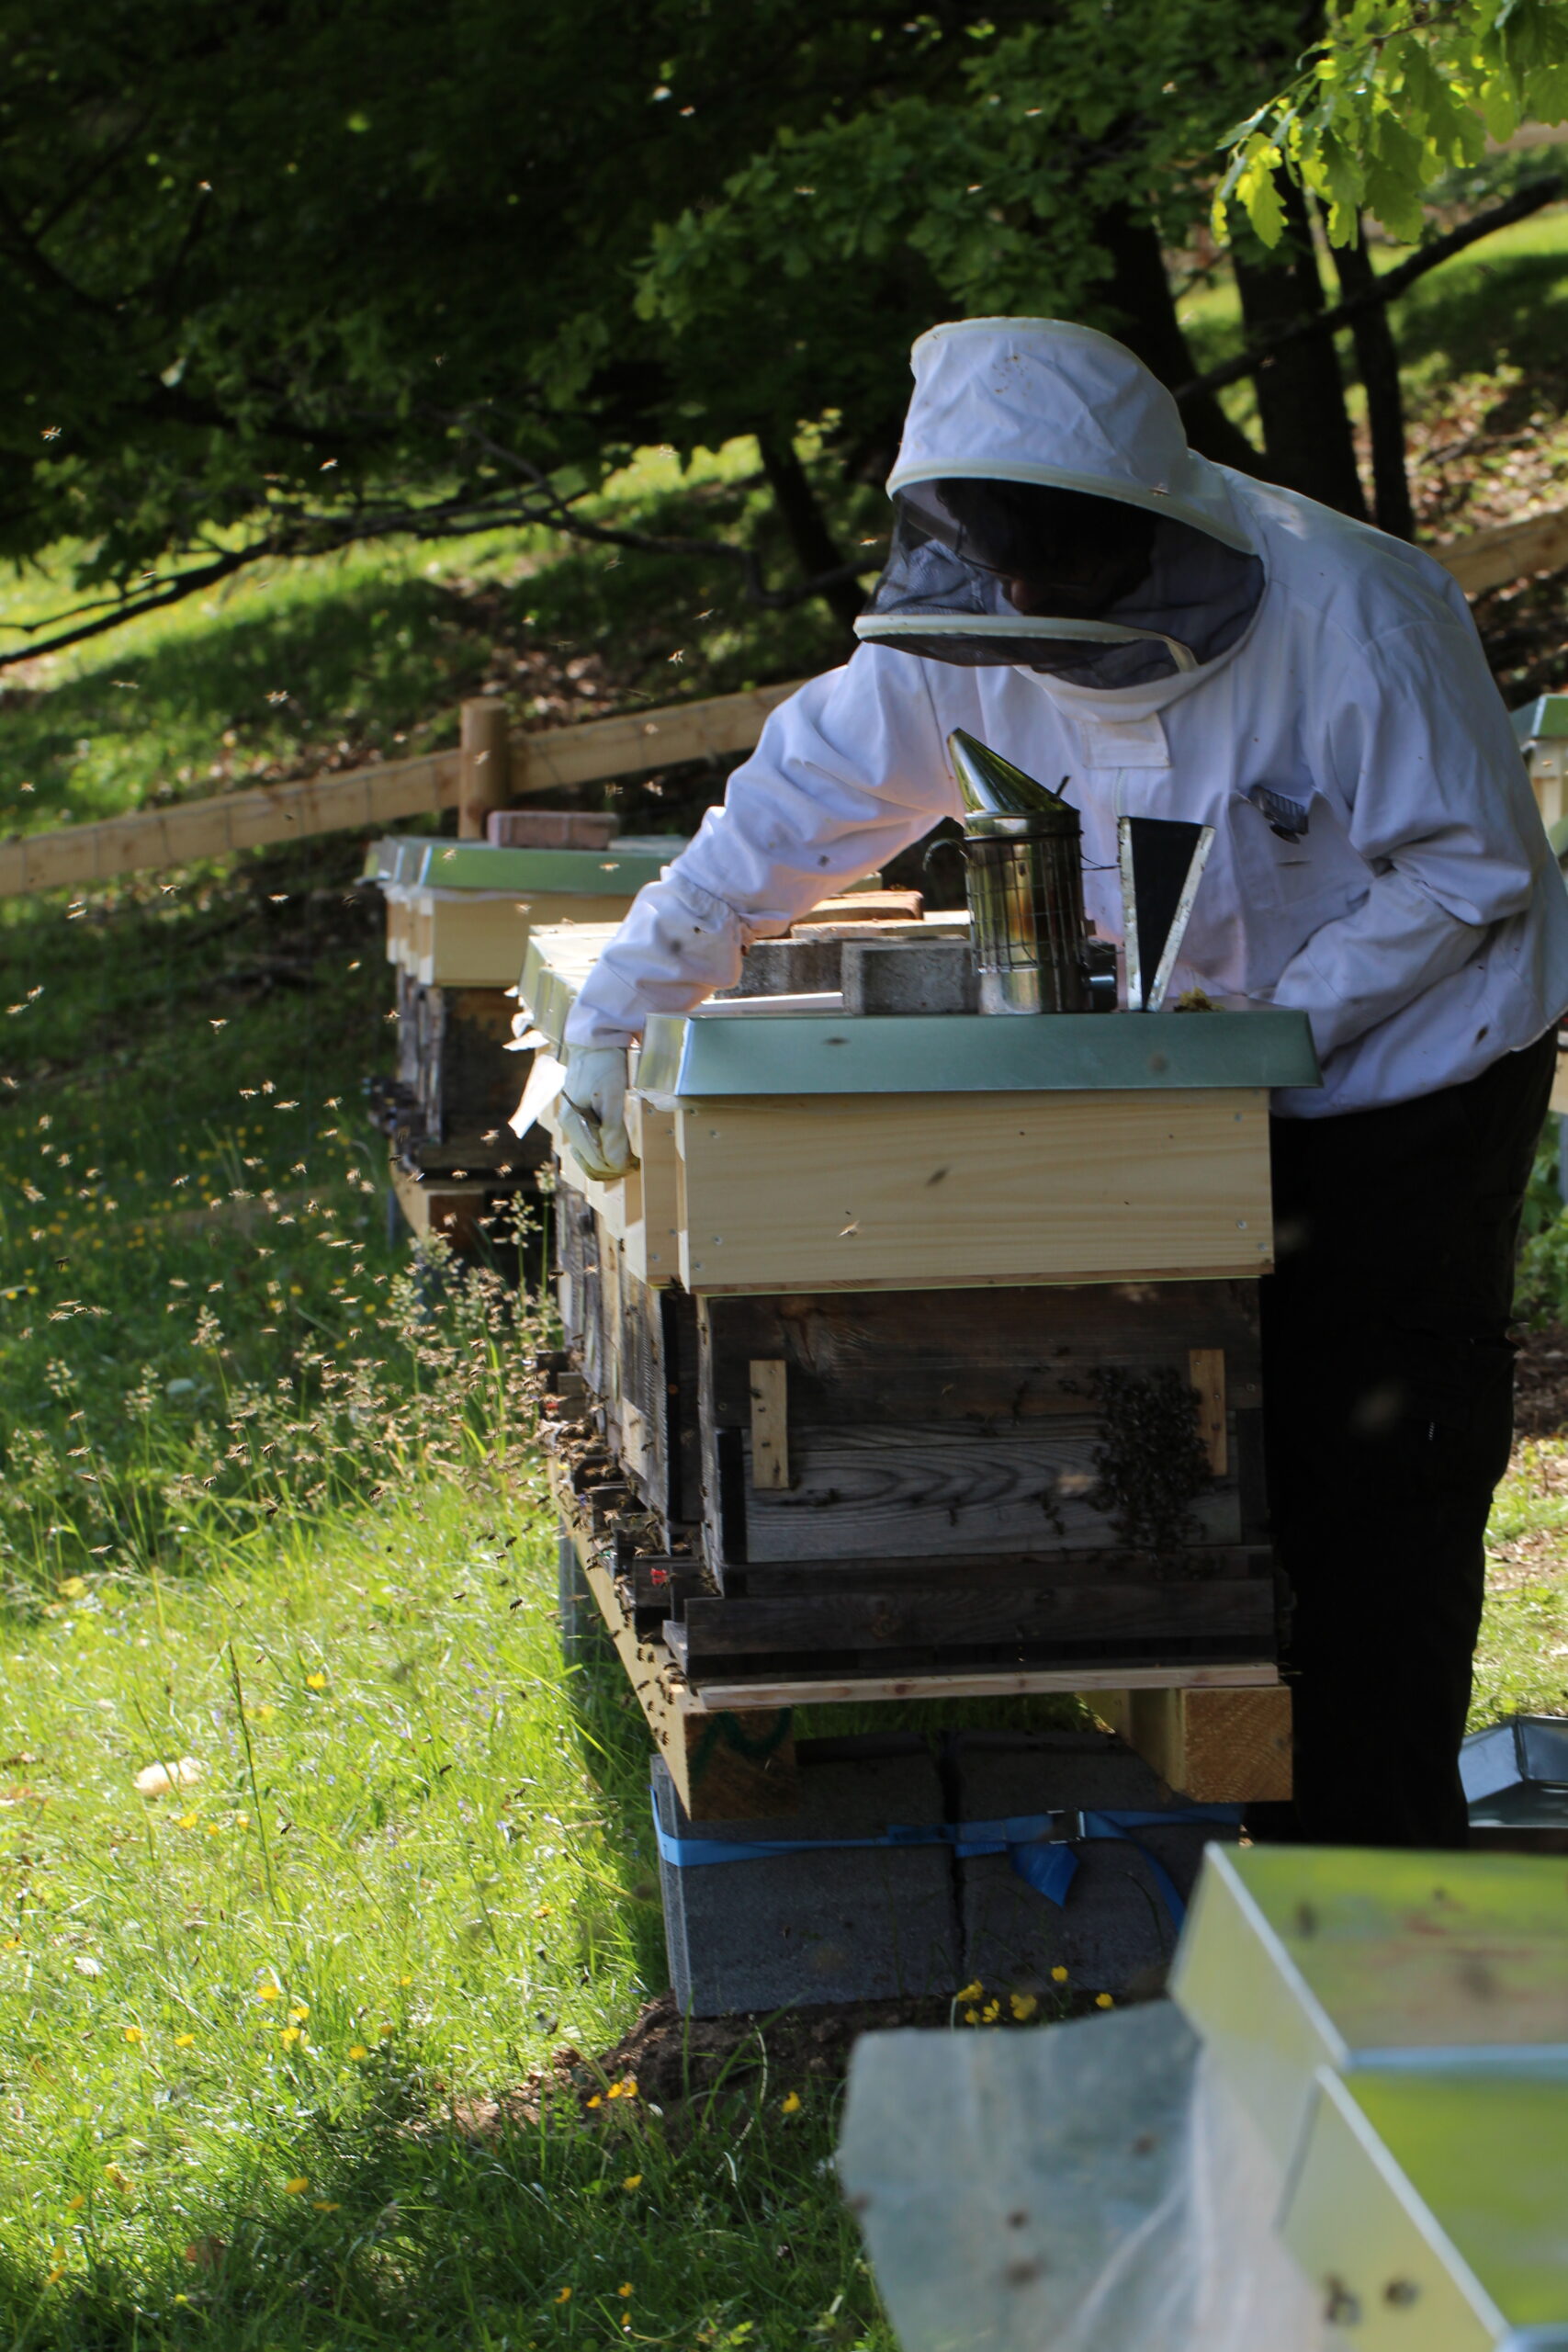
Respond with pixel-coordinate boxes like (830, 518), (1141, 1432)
(954, 1733), (1237, 1999)
(725, 935), (843, 997)
(840, 937), (978, 1015)
(654, 1745), (959, 2016)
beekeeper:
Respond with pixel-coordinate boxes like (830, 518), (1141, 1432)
(558, 316), (1568, 1851)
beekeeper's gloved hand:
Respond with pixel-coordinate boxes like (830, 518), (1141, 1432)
(558, 1046), (637, 1181)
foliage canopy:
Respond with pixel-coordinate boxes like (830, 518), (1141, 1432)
(1219, 0), (1568, 247)
(0, 0), (1301, 657)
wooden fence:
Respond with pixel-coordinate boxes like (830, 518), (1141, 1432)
(4, 496), (1567, 900)
(0, 679), (803, 899)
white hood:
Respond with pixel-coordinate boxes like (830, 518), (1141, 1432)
(887, 317), (1253, 556)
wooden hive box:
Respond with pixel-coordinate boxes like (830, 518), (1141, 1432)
(525, 924), (1315, 1799)
(365, 840), (686, 1190)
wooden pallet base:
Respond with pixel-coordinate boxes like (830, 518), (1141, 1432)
(1090, 1683), (1293, 1803)
(549, 1458), (1281, 1804)
(551, 1457), (801, 1821)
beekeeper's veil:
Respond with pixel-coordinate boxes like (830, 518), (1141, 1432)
(855, 319), (1264, 690)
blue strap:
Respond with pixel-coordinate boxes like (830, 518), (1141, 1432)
(649, 1797), (1240, 1928)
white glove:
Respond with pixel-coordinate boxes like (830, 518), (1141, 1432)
(558, 1046), (637, 1182)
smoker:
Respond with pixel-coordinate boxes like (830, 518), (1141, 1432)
(948, 728), (1090, 1016)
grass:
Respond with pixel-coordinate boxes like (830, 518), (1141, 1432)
(0, 1482), (886, 2352)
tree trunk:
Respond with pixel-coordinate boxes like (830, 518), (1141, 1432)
(1093, 207), (1265, 477)
(756, 432), (863, 636)
(1231, 177), (1368, 518)
(1330, 222), (1415, 540)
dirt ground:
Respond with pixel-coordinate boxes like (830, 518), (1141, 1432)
(1515, 1321), (1568, 1437)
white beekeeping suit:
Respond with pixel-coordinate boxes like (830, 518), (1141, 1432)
(562, 316), (1568, 1150)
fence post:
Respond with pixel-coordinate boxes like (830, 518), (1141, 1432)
(458, 697), (511, 839)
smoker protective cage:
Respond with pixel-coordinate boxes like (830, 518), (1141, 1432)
(964, 822), (1090, 1015)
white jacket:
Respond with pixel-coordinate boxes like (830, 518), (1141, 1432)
(566, 319), (1568, 1116)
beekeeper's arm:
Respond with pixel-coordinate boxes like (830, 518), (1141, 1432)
(564, 648), (954, 1049)
(1270, 617), (1544, 1060)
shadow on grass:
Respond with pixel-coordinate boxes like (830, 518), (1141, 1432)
(1393, 243), (1568, 390)
(0, 2060), (874, 2352)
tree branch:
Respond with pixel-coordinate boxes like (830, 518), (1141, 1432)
(0, 458), (882, 670)
(1174, 176), (1564, 406)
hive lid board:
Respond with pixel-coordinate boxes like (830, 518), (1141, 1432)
(1512, 695), (1568, 746)
(363, 835), (438, 886)
(410, 835), (686, 894)
(636, 1005), (1320, 1098)
(1280, 2065), (1568, 2349)
(1171, 1846), (1568, 2171)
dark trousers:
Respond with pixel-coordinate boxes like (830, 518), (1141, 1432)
(1250, 1030), (1556, 1849)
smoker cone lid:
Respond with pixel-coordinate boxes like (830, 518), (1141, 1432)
(948, 729), (1077, 832)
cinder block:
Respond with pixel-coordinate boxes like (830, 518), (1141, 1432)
(840, 937), (978, 1015)
(486, 808), (618, 849)
(726, 935), (843, 997)
(954, 1731), (1238, 1999)
(653, 1741), (959, 2016)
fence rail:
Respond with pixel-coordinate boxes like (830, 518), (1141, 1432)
(0, 679), (803, 899)
(5, 497), (1567, 901)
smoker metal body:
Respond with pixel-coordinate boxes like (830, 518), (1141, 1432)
(948, 729), (1092, 1016)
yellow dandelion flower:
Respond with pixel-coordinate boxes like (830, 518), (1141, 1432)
(177, 1811), (198, 1829)
(780, 2091), (802, 2115)
(305, 1672), (326, 1690)
(1050, 1965), (1069, 1984)
(621, 2078), (637, 2098)
(378, 2022), (395, 2038)
(622, 2175), (642, 2191)
(288, 2003), (309, 2021)
(1010, 1993), (1038, 2021)
(122, 2025), (142, 2045)
(532, 1905), (553, 1920)
(981, 2001), (1000, 2023)
(2, 1935), (21, 1951)
(399, 1973), (412, 1986)
(964, 2007), (979, 2024)
(348, 2044), (368, 2061)
(255, 1984), (280, 2003)
(554, 2287), (571, 2305)
(1095, 1992), (1114, 2009)
(175, 2032), (195, 2048)
(617, 2283), (633, 2300)
(956, 1979), (982, 2003)
(283, 2177), (309, 2196)
(585, 2095), (602, 2109)
(234, 1813), (251, 1829)
(254, 1704), (276, 1721)
(280, 2025), (303, 2048)
(66, 2196), (85, 2212)
(606, 2082), (625, 2099)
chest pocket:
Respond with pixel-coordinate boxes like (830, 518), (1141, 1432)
(1229, 785), (1367, 930)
